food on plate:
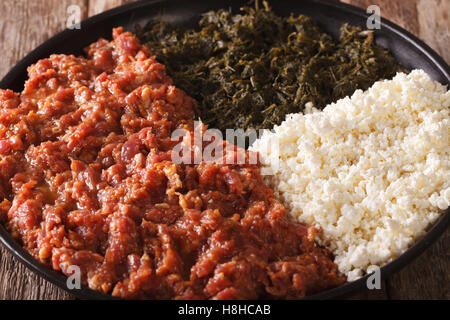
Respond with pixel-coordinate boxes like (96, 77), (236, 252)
(0, 0), (448, 300)
(0, 28), (346, 299)
(137, 1), (405, 133)
(252, 70), (450, 280)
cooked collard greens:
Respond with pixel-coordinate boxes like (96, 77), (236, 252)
(138, 1), (406, 132)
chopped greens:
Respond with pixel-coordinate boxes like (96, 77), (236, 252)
(137, 1), (406, 132)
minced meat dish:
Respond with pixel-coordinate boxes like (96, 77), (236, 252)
(0, 28), (345, 299)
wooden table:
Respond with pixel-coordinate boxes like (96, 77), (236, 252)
(0, 0), (448, 300)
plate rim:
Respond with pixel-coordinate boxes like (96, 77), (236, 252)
(0, 0), (449, 300)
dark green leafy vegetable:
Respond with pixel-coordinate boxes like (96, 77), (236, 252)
(137, 1), (406, 132)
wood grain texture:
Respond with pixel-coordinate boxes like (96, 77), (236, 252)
(0, 0), (89, 79)
(0, 0), (448, 300)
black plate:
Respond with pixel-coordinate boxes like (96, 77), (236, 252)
(0, 0), (449, 300)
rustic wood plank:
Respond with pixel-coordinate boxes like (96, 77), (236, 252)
(417, 0), (450, 64)
(0, 0), (90, 300)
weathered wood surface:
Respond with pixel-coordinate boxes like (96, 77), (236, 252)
(0, 0), (448, 300)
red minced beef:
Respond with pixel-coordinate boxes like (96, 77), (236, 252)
(0, 27), (345, 299)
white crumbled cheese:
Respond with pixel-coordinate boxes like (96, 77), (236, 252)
(251, 70), (450, 281)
